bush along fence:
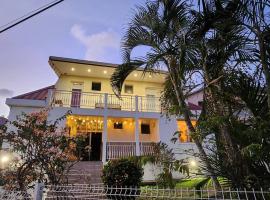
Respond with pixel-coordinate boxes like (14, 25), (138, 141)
(2, 182), (270, 200)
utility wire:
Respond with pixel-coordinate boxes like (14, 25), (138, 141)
(0, 0), (64, 34)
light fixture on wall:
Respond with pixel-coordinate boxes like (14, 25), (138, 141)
(134, 73), (138, 77)
(71, 67), (75, 71)
(103, 70), (107, 74)
(87, 69), (91, 72)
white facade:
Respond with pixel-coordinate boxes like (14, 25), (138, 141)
(5, 56), (203, 181)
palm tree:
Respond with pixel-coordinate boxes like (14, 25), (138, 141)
(110, 0), (221, 189)
(239, 0), (270, 112)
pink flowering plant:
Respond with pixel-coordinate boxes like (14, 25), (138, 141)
(0, 109), (78, 190)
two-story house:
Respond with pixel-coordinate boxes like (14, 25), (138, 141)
(5, 56), (202, 181)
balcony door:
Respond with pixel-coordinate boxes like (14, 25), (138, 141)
(145, 88), (159, 111)
(71, 82), (83, 107)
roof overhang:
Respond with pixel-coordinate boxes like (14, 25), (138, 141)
(49, 56), (167, 83)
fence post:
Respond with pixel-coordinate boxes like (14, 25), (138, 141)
(33, 182), (44, 200)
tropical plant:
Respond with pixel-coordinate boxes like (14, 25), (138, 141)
(110, 0), (220, 189)
(102, 159), (143, 199)
(0, 109), (78, 190)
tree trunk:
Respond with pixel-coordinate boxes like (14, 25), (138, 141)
(258, 35), (270, 111)
(168, 69), (221, 190)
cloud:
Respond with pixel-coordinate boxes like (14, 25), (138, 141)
(0, 89), (13, 97)
(70, 24), (120, 61)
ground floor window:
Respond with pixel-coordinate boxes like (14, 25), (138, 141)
(177, 120), (197, 143)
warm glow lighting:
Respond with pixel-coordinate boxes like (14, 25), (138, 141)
(103, 70), (107, 74)
(1, 155), (9, 164)
(71, 67), (75, 71)
(87, 69), (91, 72)
(134, 73), (138, 77)
(190, 160), (197, 167)
(149, 75), (152, 78)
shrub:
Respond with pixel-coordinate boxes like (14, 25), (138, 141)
(102, 159), (143, 199)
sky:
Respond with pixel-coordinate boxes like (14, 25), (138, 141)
(0, 0), (146, 117)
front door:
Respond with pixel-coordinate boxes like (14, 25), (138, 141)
(90, 132), (102, 161)
(71, 89), (81, 107)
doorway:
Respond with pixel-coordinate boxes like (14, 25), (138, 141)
(71, 89), (82, 107)
(145, 88), (159, 111)
(79, 132), (102, 161)
(90, 132), (102, 161)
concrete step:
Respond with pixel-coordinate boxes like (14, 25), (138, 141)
(65, 161), (103, 184)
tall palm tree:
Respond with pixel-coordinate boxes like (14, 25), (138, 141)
(111, 0), (221, 189)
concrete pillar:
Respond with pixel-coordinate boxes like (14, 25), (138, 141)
(102, 93), (108, 163)
(135, 96), (140, 156)
(46, 89), (54, 107)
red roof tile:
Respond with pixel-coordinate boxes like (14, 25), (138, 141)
(188, 102), (202, 111)
(12, 85), (55, 100)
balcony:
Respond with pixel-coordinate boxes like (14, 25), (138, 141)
(50, 90), (161, 112)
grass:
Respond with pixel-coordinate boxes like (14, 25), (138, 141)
(175, 177), (209, 189)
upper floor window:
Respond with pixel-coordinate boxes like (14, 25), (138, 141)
(92, 82), (101, 91)
(124, 85), (133, 94)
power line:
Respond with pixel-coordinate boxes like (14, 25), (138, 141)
(0, 0), (64, 34)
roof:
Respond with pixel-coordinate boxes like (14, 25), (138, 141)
(49, 56), (169, 74)
(188, 102), (202, 111)
(188, 87), (204, 96)
(12, 85), (55, 100)
(0, 117), (7, 126)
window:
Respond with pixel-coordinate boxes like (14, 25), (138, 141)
(124, 85), (133, 94)
(114, 122), (123, 129)
(198, 101), (203, 107)
(92, 82), (101, 91)
(141, 124), (150, 134)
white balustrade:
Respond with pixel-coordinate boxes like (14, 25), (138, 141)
(106, 142), (156, 160)
(50, 90), (161, 112)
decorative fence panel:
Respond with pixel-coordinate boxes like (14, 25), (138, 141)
(1, 183), (270, 199)
(42, 184), (270, 200)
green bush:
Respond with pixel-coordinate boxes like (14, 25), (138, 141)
(102, 159), (143, 199)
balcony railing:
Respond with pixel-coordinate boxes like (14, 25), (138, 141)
(50, 90), (161, 112)
(106, 142), (156, 160)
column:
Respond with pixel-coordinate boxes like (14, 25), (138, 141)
(102, 93), (108, 163)
(135, 96), (140, 156)
(46, 89), (54, 107)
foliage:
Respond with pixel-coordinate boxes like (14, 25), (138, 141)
(141, 142), (190, 188)
(102, 159), (143, 199)
(113, 0), (270, 190)
(0, 109), (77, 190)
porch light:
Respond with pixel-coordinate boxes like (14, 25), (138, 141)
(0, 154), (10, 164)
(103, 70), (107, 74)
(87, 69), (91, 72)
(190, 159), (197, 167)
(71, 67), (75, 71)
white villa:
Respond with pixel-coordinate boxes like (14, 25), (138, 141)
(5, 56), (203, 182)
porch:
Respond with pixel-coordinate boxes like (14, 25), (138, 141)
(49, 90), (161, 113)
(66, 115), (159, 162)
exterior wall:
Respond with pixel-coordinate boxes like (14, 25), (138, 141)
(107, 118), (135, 142)
(186, 90), (203, 106)
(55, 75), (163, 97)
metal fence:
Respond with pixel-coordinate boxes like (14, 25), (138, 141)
(42, 184), (270, 200)
(1, 183), (270, 199)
